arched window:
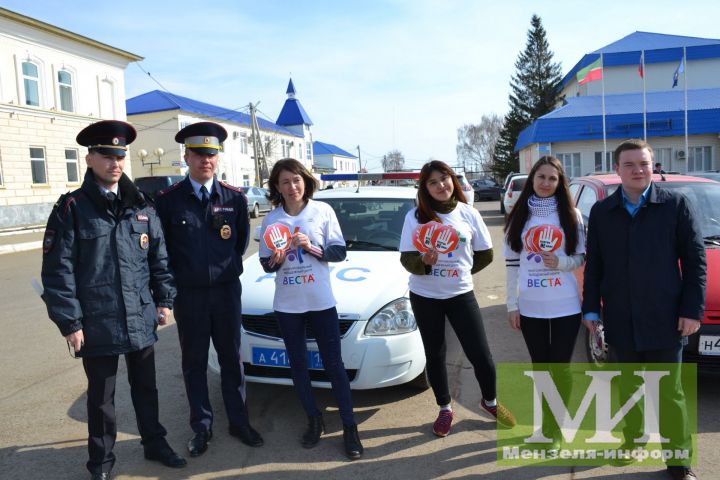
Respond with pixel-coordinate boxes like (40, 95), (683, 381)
(58, 69), (74, 112)
(22, 61), (40, 106)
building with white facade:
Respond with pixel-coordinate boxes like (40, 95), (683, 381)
(0, 7), (141, 228)
(126, 79), (319, 187)
(516, 32), (720, 176)
(312, 141), (359, 187)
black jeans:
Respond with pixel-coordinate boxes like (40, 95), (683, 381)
(275, 307), (356, 426)
(519, 313), (581, 363)
(410, 290), (496, 406)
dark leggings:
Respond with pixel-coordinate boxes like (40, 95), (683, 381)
(519, 313), (581, 363)
(410, 290), (496, 406)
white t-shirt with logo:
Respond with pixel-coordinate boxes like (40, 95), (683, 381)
(399, 202), (493, 299)
(259, 199), (345, 313)
(503, 209), (585, 318)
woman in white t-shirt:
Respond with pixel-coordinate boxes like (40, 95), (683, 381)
(258, 159), (363, 460)
(503, 156), (585, 448)
(399, 160), (516, 438)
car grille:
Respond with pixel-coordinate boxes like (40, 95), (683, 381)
(242, 313), (355, 340)
(243, 363), (358, 382)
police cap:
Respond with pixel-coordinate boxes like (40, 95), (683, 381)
(76, 120), (136, 157)
(175, 122), (227, 155)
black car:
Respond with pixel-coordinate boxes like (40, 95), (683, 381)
(134, 175), (185, 201)
(471, 178), (503, 202)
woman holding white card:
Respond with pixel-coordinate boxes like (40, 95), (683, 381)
(399, 160), (515, 438)
(258, 158), (363, 459)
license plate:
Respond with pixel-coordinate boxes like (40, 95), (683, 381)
(698, 335), (720, 356)
(251, 347), (324, 369)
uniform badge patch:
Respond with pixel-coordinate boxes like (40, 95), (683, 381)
(43, 229), (56, 254)
(220, 225), (232, 240)
(139, 233), (150, 249)
(136, 213), (149, 222)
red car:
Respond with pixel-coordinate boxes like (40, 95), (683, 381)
(569, 174), (720, 370)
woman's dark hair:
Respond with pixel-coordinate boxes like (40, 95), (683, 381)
(504, 156), (579, 255)
(415, 160), (467, 223)
(267, 158), (318, 206)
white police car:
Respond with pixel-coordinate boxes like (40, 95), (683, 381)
(210, 177), (428, 390)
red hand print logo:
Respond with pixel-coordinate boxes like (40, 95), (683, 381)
(263, 223), (293, 252)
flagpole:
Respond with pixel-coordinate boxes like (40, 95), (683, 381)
(642, 50), (647, 141)
(683, 46), (688, 166)
(601, 53), (607, 161)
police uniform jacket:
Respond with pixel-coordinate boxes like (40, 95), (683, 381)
(155, 177), (249, 288)
(582, 183), (706, 351)
(41, 169), (176, 357)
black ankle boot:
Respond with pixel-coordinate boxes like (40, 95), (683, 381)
(301, 415), (324, 448)
(343, 424), (364, 460)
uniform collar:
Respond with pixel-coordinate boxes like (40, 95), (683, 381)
(188, 175), (215, 199)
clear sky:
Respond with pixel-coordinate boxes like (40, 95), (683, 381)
(3, 0), (719, 171)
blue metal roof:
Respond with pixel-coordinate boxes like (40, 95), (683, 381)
(516, 88), (720, 151)
(126, 90), (301, 137)
(559, 32), (720, 89)
(313, 141), (357, 158)
(276, 98), (313, 126)
(286, 78), (296, 95)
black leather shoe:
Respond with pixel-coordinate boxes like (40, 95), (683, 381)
(301, 415), (325, 448)
(343, 424), (364, 460)
(187, 430), (212, 457)
(90, 473), (110, 480)
(144, 443), (187, 468)
(229, 424), (264, 447)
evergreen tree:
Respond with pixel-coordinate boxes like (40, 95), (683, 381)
(492, 14), (563, 179)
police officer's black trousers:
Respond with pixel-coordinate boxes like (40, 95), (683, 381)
(174, 280), (249, 433)
(82, 345), (167, 474)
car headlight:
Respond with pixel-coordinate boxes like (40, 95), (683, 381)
(364, 298), (417, 336)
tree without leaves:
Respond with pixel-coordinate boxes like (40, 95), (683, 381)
(382, 149), (405, 171)
(492, 14), (563, 179)
(456, 114), (503, 176)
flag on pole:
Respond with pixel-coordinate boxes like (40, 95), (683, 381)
(638, 51), (644, 78)
(672, 57), (685, 88)
(577, 57), (603, 85)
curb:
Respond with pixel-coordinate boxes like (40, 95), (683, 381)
(0, 241), (42, 255)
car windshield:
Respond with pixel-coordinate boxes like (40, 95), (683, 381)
(659, 183), (720, 238)
(512, 178), (527, 190)
(318, 198), (415, 251)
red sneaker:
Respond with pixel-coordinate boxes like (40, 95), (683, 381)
(432, 410), (454, 437)
(480, 399), (516, 428)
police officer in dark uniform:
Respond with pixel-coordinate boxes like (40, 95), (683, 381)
(155, 122), (262, 457)
(41, 120), (186, 480)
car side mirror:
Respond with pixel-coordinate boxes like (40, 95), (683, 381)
(253, 225), (262, 242)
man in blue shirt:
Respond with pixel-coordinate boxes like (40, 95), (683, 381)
(582, 139), (705, 480)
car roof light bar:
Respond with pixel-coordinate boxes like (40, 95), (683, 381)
(320, 172), (420, 181)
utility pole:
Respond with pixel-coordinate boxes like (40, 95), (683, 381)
(249, 102), (268, 187)
(356, 145), (362, 192)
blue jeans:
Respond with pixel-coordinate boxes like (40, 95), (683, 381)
(275, 307), (356, 426)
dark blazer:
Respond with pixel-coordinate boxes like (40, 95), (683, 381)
(582, 183), (706, 351)
(41, 170), (176, 357)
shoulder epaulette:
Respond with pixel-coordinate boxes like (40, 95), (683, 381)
(157, 182), (183, 197)
(219, 181), (243, 193)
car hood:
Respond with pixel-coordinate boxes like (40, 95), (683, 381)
(706, 247), (720, 315)
(241, 250), (410, 319)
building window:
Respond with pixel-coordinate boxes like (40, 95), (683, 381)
(240, 133), (248, 154)
(22, 61), (40, 107)
(557, 153), (581, 178)
(306, 142), (312, 160)
(30, 147), (47, 184)
(594, 151), (613, 172)
(654, 148), (672, 171)
(58, 70), (74, 112)
(0, 147), (4, 186)
(688, 146), (712, 172)
(242, 174), (250, 187)
(298, 142), (303, 159)
(65, 148), (79, 182)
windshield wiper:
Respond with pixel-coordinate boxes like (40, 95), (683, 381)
(346, 239), (396, 251)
